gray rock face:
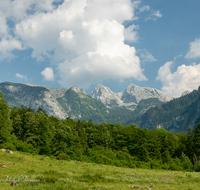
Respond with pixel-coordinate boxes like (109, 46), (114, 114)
(91, 84), (124, 108)
(121, 84), (173, 104)
(91, 83), (173, 107)
(0, 82), (67, 119)
(71, 86), (86, 94)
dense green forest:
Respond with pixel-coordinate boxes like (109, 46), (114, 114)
(132, 87), (200, 132)
(1, 92), (200, 172)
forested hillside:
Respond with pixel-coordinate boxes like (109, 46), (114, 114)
(1, 92), (200, 172)
(128, 87), (200, 132)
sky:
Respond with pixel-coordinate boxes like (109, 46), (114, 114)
(0, 0), (200, 97)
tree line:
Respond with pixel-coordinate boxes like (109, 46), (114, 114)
(0, 92), (200, 172)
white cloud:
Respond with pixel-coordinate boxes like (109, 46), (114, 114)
(185, 38), (200, 59)
(0, 38), (22, 61)
(0, 0), (147, 88)
(0, 0), (56, 61)
(124, 24), (139, 42)
(156, 61), (200, 97)
(41, 67), (54, 81)
(15, 73), (27, 79)
(146, 10), (162, 21)
(0, 0), (55, 21)
(140, 5), (150, 12)
(13, 0), (146, 88)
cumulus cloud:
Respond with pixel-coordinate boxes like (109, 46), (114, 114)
(0, 9), (22, 60)
(0, 38), (22, 61)
(13, 0), (146, 88)
(156, 61), (200, 97)
(185, 38), (200, 59)
(0, 0), (58, 61)
(0, 0), (56, 21)
(0, 0), (148, 88)
(41, 67), (54, 81)
(124, 24), (139, 42)
(15, 73), (27, 79)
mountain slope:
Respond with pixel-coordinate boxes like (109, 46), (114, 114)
(135, 87), (200, 132)
(0, 82), (67, 119)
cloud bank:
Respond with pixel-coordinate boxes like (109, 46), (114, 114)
(185, 38), (200, 59)
(0, 0), (148, 89)
(157, 61), (200, 97)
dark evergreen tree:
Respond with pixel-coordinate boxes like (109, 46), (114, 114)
(0, 92), (12, 143)
(191, 124), (200, 157)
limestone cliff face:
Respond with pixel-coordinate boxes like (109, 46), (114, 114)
(0, 82), (67, 119)
(121, 84), (173, 104)
(91, 84), (124, 108)
(91, 83), (173, 108)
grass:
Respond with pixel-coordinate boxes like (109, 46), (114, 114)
(0, 150), (200, 190)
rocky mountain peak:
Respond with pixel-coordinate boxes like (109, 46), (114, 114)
(92, 84), (113, 97)
(121, 84), (173, 104)
(92, 83), (173, 107)
(91, 84), (123, 108)
(125, 84), (139, 93)
(71, 86), (86, 94)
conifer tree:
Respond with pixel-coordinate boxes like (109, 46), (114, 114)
(0, 92), (12, 143)
(191, 124), (200, 157)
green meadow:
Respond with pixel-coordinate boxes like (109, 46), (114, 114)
(0, 150), (199, 190)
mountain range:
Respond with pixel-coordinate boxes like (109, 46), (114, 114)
(0, 81), (171, 121)
(0, 81), (198, 132)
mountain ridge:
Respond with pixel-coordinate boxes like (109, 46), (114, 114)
(91, 83), (173, 108)
(0, 81), (173, 126)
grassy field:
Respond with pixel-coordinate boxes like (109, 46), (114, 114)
(0, 150), (200, 190)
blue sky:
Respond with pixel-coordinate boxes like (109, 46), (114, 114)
(1, 0), (200, 97)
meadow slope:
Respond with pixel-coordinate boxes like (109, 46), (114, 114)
(0, 150), (199, 190)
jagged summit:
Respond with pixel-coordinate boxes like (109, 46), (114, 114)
(121, 84), (173, 104)
(71, 86), (86, 94)
(91, 84), (123, 108)
(92, 83), (173, 107)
